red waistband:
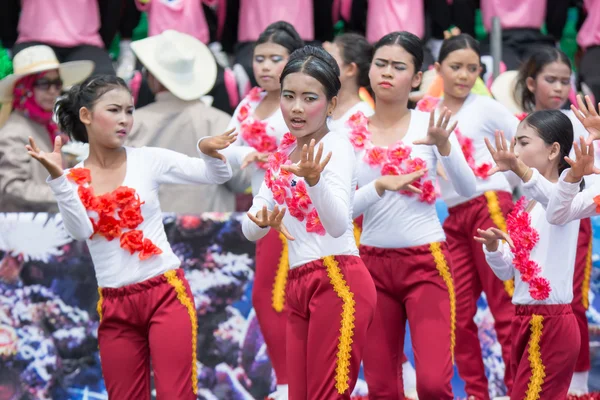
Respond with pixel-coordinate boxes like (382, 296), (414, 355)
(100, 268), (185, 298)
(515, 303), (572, 316)
(448, 191), (512, 214)
(288, 255), (361, 280)
(359, 242), (447, 258)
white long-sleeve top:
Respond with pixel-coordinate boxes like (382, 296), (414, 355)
(484, 169), (580, 305)
(222, 90), (289, 195)
(242, 131), (359, 268)
(545, 168), (600, 225)
(47, 145), (232, 288)
(438, 94), (520, 207)
(353, 110), (476, 248)
(564, 109), (600, 188)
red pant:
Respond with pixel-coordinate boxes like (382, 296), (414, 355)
(253, 229), (288, 384)
(443, 191), (515, 399)
(285, 255), (376, 400)
(97, 268), (197, 400)
(361, 243), (455, 400)
(573, 217), (592, 372)
(510, 304), (580, 400)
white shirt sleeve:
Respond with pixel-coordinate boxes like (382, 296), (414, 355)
(488, 99), (520, 142)
(483, 241), (515, 281)
(46, 174), (94, 241)
(521, 168), (555, 208)
(546, 169), (598, 224)
(242, 181), (275, 241)
(146, 141), (232, 185)
(353, 180), (383, 219)
(305, 139), (354, 238)
(435, 134), (477, 197)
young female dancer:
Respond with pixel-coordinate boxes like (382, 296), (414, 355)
(419, 34), (519, 400)
(25, 75), (236, 399)
(242, 45), (422, 400)
(514, 48), (598, 394)
(223, 21), (303, 398)
(349, 31), (476, 399)
(476, 110), (581, 399)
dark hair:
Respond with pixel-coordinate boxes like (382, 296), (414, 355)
(255, 21), (304, 55)
(54, 75), (130, 143)
(523, 110), (573, 175)
(438, 34), (481, 64)
(333, 33), (373, 88)
(280, 45), (341, 100)
(514, 47), (571, 113)
(373, 31), (424, 72)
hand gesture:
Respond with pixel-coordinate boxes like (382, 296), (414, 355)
(571, 95), (600, 144)
(485, 130), (520, 175)
(474, 227), (514, 252)
(375, 169), (427, 196)
(564, 136), (600, 183)
(25, 136), (64, 179)
(281, 139), (332, 187)
(413, 108), (458, 154)
(241, 151), (269, 169)
(199, 128), (238, 162)
(247, 205), (295, 240)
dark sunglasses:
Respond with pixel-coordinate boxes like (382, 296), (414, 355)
(34, 78), (64, 91)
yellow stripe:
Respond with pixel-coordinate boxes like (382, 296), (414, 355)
(430, 242), (456, 364)
(323, 256), (356, 394)
(484, 191), (515, 297)
(583, 236), (593, 309)
(96, 288), (104, 322)
(164, 270), (199, 395)
(353, 222), (362, 247)
(271, 233), (289, 312)
(525, 314), (546, 400)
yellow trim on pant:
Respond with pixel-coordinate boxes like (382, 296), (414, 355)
(164, 270), (199, 396)
(96, 287), (104, 322)
(430, 242), (456, 364)
(525, 314), (546, 400)
(484, 191), (515, 297)
(272, 233), (289, 312)
(323, 255), (356, 394)
(582, 237), (593, 309)
(353, 221), (362, 247)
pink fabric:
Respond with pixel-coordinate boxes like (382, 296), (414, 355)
(136, 0), (210, 44)
(17, 0), (104, 48)
(480, 0), (546, 32)
(366, 0), (424, 43)
(12, 72), (60, 142)
(578, 0), (600, 49)
(333, 0), (353, 23)
(238, 0), (314, 42)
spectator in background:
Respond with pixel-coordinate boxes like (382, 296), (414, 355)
(0, 46), (93, 212)
(577, 0), (600, 105)
(125, 30), (249, 214)
(4, 0), (116, 76)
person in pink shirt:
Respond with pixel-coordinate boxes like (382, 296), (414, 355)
(8, 0), (116, 76)
(479, 0), (568, 70)
(578, 0), (600, 106)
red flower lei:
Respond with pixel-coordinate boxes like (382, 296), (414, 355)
(416, 96), (492, 180)
(346, 111), (437, 204)
(264, 133), (327, 235)
(237, 87), (278, 169)
(506, 197), (551, 300)
(67, 168), (162, 260)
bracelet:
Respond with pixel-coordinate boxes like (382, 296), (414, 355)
(520, 166), (531, 180)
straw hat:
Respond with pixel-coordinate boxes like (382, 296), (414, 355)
(490, 70), (523, 114)
(0, 45), (94, 102)
(131, 30), (217, 101)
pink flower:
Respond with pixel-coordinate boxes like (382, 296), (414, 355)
(292, 180), (312, 210)
(364, 146), (387, 167)
(280, 132), (297, 152)
(381, 162), (400, 176)
(405, 158), (427, 173)
(347, 111), (369, 129)
(247, 87), (263, 102)
(271, 183), (287, 205)
(387, 142), (411, 164)
(306, 209), (326, 236)
(416, 95), (440, 112)
(474, 162), (493, 179)
(237, 104), (250, 122)
(241, 119), (268, 148)
(349, 128), (369, 150)
(528, 276), (551, 300)
(268, 152), (288, 172)
(287, 197), (306, 221)
(419, 180), (437, 204)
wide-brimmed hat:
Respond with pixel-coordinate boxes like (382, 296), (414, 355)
(490, 70), (523, 114)
(131, 30), (217, 101)
(0, 45), (94, 102)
